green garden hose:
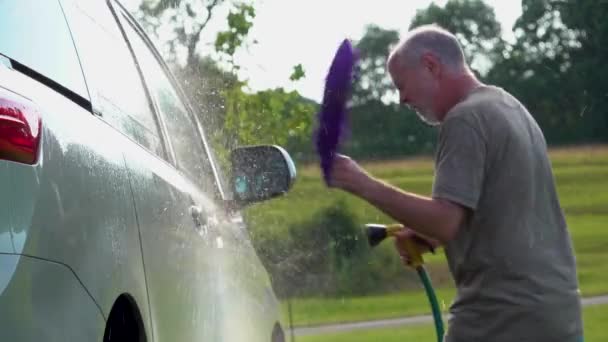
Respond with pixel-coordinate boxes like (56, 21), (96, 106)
(366, 223), (445, 342)
(416, 266), (444, 342)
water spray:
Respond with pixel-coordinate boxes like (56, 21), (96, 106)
(365, 223), (445, 342)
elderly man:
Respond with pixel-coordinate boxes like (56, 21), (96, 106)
(328, 24), (583, 342)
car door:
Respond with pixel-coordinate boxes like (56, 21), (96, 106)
(113, 2), (283, 341)
(0, 0), (151, 339)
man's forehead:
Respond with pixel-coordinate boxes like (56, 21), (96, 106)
(388, 62), (412, 81)
(387, 58), (404, 75)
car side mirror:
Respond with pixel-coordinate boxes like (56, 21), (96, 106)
(229, 145), (296, 206)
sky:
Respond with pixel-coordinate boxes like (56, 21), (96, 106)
(227, 0), (523, 102)
(124, 0), (523, 102)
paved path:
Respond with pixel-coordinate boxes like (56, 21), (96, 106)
(293, 295), (608, 336)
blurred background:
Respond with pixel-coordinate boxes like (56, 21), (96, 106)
(124, 0), (608, 340)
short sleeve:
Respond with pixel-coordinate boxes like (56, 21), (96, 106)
(432, 118), (486, 210)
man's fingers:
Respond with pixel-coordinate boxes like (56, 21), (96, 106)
(400, 256), (412, 267)
(397, 228), (436, 253)
(393, 227), (436, 264)
(394, 227), (414, 239)
(412, 235), (436, 253)
(394, 235), (409, 255)
(394, 232), (416, 267)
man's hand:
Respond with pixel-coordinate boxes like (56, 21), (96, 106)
(327, 154), (373, 195)
(394, 227), (441, 267)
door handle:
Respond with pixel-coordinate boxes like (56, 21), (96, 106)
(189, 205), (207, 232)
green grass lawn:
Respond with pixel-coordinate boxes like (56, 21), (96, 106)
(263, 145), (608, 326)
(283, 288), (456, 328)
(297, 304), (608, 341)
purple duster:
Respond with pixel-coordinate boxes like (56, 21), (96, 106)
(314, 39), (359, 185)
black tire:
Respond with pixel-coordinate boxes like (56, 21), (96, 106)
(103, 295), (146, 342)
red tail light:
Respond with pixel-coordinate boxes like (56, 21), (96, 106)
(0, 92), (41, 164)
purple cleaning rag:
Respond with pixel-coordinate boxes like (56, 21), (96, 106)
(314, 39), (359, 185)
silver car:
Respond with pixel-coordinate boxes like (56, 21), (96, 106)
(0, 0), (293, 341)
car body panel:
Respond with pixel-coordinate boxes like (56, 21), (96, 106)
(0, 254), (105, 341)
(0, 64), (152, 335)
(121, 65), (281, 342)
(0, 0), (285, 340)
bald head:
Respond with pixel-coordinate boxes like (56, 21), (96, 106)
(386, 24), (482, 124)
(388, 24), (467, 72)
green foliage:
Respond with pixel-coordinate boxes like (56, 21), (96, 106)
(338, 25), (437, 161)
(251, 201), (357, 297)
(344, 101), (437, 160)
(340, 0), (504, 162)
(132, 0), (312, 176)
(137, 0), (256, 67)
(133, 0), (608, 163)
(332, 0), (608, 162)
(136, 0), (255, 64)
(352, 25), (400, 105)
(137, 0), (225, 65)
(222, 85), (315, 147)
(487, 0), (608, 144)
(214, 3), (255, 67)
(249, 147), (608, 303)
(410, 0), (503, 73)
(250, 200), (414, 298)
(289, 64), (306, 81)
(135, 0), (316, 161)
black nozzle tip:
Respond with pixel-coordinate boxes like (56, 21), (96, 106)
(365, 224), (388, 247)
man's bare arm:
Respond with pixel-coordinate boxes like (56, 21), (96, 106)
(358, 177), (466, 243)
(329, 154), (467, 243)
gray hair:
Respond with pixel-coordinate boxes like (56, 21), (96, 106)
(390, 24), (467, 71)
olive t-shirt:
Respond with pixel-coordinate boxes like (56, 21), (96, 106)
(432, 86), (582, 342)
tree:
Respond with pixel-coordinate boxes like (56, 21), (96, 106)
(554, 0), (608, 142)
(172, 56), (238, 148)
(344, 1), (505, 160)
(133, 0), (315, 161)
(410, 0), (503, 74)
(136, 0), (255, 69)
(222, 86), (316, 147)
(330, 23), (439, 160)
(487, 0), (608, 144)
(352, 25), (400, 105)
(134, 0), (256, 140)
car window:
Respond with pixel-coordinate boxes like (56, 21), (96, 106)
(118, 13), (218, 194)
(0, 0), (89, 101)
(61, 0), (166, 158)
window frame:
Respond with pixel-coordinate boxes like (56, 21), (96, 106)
(61, 0), (172, 161)
(109, 0), (226, 200)
(0, 0), (92, 110)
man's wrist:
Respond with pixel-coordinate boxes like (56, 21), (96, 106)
(355, 174), (381, 200)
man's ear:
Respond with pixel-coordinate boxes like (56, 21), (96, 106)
(421, 52), (441, 78)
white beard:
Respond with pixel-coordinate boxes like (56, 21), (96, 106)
(415, 109), (440, 126)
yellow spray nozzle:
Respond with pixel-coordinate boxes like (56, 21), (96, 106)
(399, 235), (425, 268)
(365, 223), (425, 268)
